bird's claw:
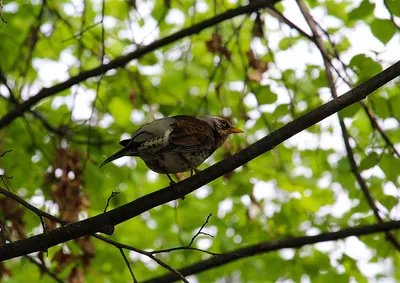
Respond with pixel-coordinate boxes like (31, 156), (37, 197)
(167, 174), (176, 186)
(190, 168), (200, 177)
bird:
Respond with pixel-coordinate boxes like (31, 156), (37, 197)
(100, 115), (244, 183)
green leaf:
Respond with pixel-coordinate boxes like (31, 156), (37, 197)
(370, 19), (397, 44)
(326, 0), (350, 20)
(389, 95), (400, 120)
(353, 110), (372, 134)
(359, 152), (379, 171)
(348, 0), (375, 20)
(386, 0), (400, 16)
(336, 36), (351, 52)
(372, 97), (390, 118)
(109, 97), (132, 127)
(255, 86), (278, 105)
(349, 54), (383, 82)
(339, 103), (361, 118)
(278, 37), (300, 50)
(380, 154), (400, 181)
(139, 53), (159, 66)
(300, 196), (321, 212)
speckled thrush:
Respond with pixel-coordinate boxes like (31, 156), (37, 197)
(100, 115), (244, 183)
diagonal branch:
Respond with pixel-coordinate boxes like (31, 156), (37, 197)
(0, 0), (280, 130)
(0, 187), (188, 281)
(269, 2), (399, 157)
(296, 0), (400, 251)
(119, 248), (138, 283)
(24, 254), (64, 283)
(142, 220), (400, 283)
(0, 61), (399, 261)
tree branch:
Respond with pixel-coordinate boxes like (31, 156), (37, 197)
(142, 220), (400, 283)
(151, 214), (218, 256)
(119, 248), (138, 283)
(24, 254), (64, 283)
(296, 0), (400, 251)
(0, 186), (187, 281)
(0, 0), (279, 130)
(0, 61), (399, 261)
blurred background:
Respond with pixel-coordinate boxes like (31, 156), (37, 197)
(0, 0), (399, 282)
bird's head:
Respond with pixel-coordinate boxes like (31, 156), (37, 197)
(200, 115), (244, 141)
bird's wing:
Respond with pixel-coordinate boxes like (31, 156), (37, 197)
(130, 116), (187, 142)
(167, 116), (215, 152)
(120, 116), (198, 148)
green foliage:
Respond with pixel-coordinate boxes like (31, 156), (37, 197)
(348, 0), (375, 21)
(350, 54), (383, 83)
(0, 0), (399, 282)
(386, 0), (400, 16)
(370, 19), (397, 44)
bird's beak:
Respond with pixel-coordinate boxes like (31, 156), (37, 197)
(231, 128), (244, 134)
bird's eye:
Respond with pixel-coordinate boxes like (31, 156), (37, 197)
(221, 120), (229, 128)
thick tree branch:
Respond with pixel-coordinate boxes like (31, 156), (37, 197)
(0, 0), (279, 130)
(142, 220), (400, 283)
(0, 187), (188, 281)
(0, 61), (399, 261)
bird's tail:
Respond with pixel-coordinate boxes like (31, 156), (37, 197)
(99, 147), (136, 168)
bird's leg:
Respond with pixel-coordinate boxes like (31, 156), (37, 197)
(177, 153), (200, 178)
(167, 173), (176, 186)
(190, 168), (200, 176)
(166, 173), (185, 200)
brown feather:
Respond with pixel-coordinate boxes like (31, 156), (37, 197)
(168, 118), (215, 151)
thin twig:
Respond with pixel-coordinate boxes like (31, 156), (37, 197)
(152, 214), (219, 256)
(119, 248), (138, 283)
(188, 214), (213, 247)
(39, 216), (46, 234)
(83, 0), (106, 169)
(92, 233), (190, 283)
(0, 150), (12, 158)
(0, 0), (7, 23)
(113, 242), (190, 283)
(18, 0), (46, 83)
(383, 0), (400, 30)
(61, 22), (102, 43)
(104, 191), (120, 213)
(0, 218), (6, 246)
(0, 175), (12, 191)
(24, 254), (64, 283)
(152, 246), (219, 256)
(0, 187), (64, 224)
(360, 101), (400, 158)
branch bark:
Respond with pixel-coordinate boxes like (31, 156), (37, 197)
(0, 61), (399, 261)
(0, 0), (279, 130)
(142, 220), (400, 283)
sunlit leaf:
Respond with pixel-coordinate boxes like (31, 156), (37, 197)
(370, 19), (397, 44)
